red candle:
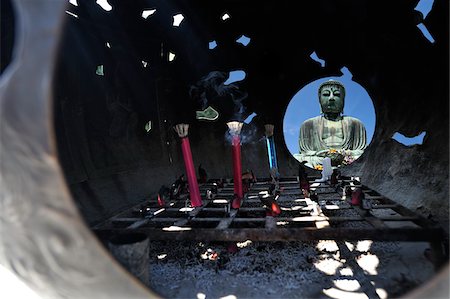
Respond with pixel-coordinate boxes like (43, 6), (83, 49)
(232, 135), (243, 200)
(180, 137), (202, 207)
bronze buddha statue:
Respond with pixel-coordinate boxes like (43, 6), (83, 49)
(294, 80), (367, 168)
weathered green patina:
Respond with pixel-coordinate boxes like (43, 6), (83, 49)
(294, 80), (367, 168)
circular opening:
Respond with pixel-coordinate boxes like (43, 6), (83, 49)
(283, 68), (375, 169)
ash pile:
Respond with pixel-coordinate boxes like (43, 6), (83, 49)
(147, 238), (434, 298)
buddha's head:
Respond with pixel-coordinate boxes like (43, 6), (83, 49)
(318, 80), (346, 116)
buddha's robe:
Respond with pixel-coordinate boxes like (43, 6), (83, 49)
(294, 116), (366, 168)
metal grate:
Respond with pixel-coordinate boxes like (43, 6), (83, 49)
(93, 177), (445, 247)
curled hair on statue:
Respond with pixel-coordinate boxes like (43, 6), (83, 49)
(318, 79), (346, 98)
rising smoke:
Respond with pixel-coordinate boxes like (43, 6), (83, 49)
(224, 121), (266, 145)
(189, 71), (248, 122)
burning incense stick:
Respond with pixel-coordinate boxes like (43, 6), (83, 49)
(174, 124), (202, 207)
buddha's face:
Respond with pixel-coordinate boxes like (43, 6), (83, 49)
(319, 84), (345, 114)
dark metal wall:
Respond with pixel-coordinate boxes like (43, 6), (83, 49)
(53, 0), (448, 228)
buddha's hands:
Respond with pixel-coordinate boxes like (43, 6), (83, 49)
(316, 149), (331, 157)
(316, 149), (345, 165)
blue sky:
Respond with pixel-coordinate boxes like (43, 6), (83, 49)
(282, 67), (376, 157)
(415, 0), (433, 19)
(415, 0), (435, 43)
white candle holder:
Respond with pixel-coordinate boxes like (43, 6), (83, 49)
(264, 124), (274, 137)
(226, 121), (243, 136)
(174, 123), (189, 138)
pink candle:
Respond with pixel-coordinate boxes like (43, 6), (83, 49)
(180, 137), (202, 207)
(232, 135), (243, 200)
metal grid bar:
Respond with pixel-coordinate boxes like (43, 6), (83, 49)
(93, 177), (444, 244)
